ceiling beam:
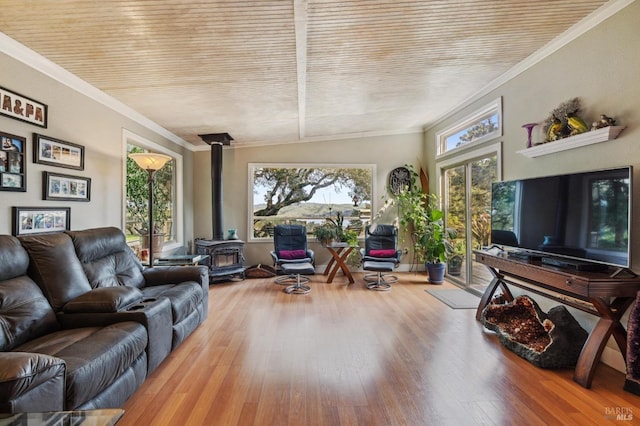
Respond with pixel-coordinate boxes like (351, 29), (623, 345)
(294, 0), (308, 139)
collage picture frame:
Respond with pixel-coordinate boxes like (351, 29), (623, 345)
(12, 206), (71, 237)
(0, 131), (27, 192)
(33, 133), (85, 170)
(43, 171), (91, 202)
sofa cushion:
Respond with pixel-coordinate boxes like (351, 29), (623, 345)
(140, 282), (203, 324)
(0, 235), (29, 282)
(19, 233), (92, 311)
(15, 322), (147, 410)
(62, 286), (143, 314)
(0, 276), (60, 352)
(67, 227), (146, 289)
(0, 352), (66, 404)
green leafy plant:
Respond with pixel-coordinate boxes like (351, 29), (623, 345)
(390, 164), (457, 264)
(313, 223), (339, 245)
(313, 211), (360, 246)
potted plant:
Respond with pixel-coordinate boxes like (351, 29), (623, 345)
(313, 223), (339, 246)
(392, 165), (456, 284)
(447, 241), (465, 277)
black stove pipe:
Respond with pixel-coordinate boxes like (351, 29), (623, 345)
(198, 133), (233, 241)
(210, 142), (224, 241)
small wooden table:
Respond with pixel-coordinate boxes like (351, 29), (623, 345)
(475, 249), (640, 388)
(322, 242), (355, 284)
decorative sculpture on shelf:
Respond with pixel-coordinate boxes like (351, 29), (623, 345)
(592, 114), (616, 130)
(542, 97), (581, 143)
(522, 122), (538, 148)
(546, 116), (565, 142)
(566, 111), (589, 136)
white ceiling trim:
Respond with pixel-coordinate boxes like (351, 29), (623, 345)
(424, 0), (634, 131)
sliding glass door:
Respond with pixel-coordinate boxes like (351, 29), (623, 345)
(441, 149), (498, 293)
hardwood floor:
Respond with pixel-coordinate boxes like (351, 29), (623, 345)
(118, 273), (640, 425)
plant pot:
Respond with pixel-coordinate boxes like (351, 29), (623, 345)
(426, 262), (446, 284)
(448, 255), (463, 276)
(141, 233), (166, 253)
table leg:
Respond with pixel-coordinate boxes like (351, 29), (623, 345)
(323, 248), (340, 276)
(326, 247), (355, 284)
(573, 297), (634, 388)
(476, 266), (513, 321)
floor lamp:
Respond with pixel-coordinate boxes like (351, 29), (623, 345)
(128, 152), (172, 267)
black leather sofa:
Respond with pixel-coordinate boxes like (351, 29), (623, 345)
(0, 227), (208, 413)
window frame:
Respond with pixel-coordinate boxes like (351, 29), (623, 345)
(122, 129), (183, 252)
(436, 97), (502, 158)
(247, 162), (376, 243)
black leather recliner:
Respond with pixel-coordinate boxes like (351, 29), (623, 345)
(270, 224), (315, 294)
(361, 224), (402, 291)
(270, 224), (315, 272)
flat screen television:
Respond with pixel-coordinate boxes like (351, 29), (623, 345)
(490, 166), (632, 270)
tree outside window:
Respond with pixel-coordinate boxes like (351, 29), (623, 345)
(250, 164), (374, 240)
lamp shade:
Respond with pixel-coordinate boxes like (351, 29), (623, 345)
(128, 152), (172, 171)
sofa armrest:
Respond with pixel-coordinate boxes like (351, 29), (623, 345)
(62, 286), (143, 314)
(57, 298), (173, 374)
(0, 352), (65, 413)
(142, 265), (209, 321)
(142, 265), (209, 287)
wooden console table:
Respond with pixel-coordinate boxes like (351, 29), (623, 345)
(474, 249), (640, 388)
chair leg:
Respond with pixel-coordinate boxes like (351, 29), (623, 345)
(365, 271), (394, 291)
(284, 274), (311, 294)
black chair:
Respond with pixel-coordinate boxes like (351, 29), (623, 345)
(491, 229), (519, 247)
(361, 224), (401, 291)
(270, 224), (315, 294)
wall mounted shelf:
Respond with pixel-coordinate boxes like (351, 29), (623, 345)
(516, 126), (625, 158)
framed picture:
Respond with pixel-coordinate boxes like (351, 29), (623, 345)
(12, 206), (71, 237)
(0, 86), (47, 128)
(0, 131), (27, 192)
(43, 171), (91, 202)
(33, 133), (84, 170)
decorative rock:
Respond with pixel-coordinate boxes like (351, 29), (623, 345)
(482, 296), (588, 368)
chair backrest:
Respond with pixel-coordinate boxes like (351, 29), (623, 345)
(491, 229), (519, 247)
(273, 224), (308, 252)
(364, 224), (398, 254)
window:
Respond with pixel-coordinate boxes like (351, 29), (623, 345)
(436, 98), (502, 156)
(123, 130), (183, 252)
(248, 163), (375, 241)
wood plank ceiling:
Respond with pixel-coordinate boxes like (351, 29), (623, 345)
(0, 1), (610, 147)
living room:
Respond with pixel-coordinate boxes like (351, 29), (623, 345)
(2, 0), (640, 424)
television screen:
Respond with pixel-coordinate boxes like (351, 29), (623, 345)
(490, 166), (632, 268)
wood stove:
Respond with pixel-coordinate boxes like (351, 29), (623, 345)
(196, 132), (245, 283)
(195, 238), (245, 282)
